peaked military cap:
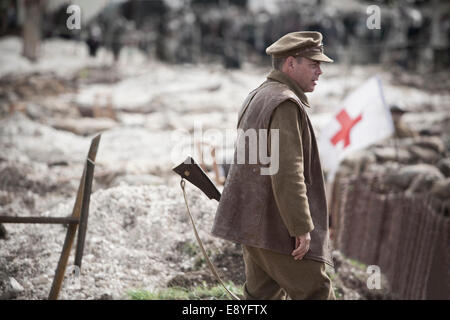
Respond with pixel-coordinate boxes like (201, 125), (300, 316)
(266, 31), (334, 63)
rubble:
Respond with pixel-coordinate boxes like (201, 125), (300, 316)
(437, 158), (450, 177)
(48, 117), (118, 136)
(385, 164), (444, 190)
(430, 178), (450, 200)
(0, 184), (224, 300)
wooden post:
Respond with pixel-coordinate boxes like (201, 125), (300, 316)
(22, 0), (43, 62)
(48, 134), (101, 300)
(0, 216), (79, 224)
(74, 158), (95, 269)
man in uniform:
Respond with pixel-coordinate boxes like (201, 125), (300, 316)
(212, 31), (335, 300)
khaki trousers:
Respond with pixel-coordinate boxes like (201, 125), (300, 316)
(242, 245), (335, 300)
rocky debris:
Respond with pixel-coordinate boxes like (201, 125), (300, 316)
(9, 277), (24, 293)
(437, 158), (450, 177)
(72, 66), (122, 85)
(385, 164), (445, 190)
(331, 251), (393, 300)
(167, 239), (246, 288)
(77, 104), (117, 120)
(0, 184), (225, 299)
(402, 111), (450, 136)
(0, 113), (89, 165)
(0, 261), (26, 299)
(110, 174), (165, 187)
(24, 98), (82, 122)
(1, 112), (185, 176)
(0, 165), (57, 195)
(0, 156), (85, 221)
(338, 150), (377, 176)
(0, 224), (7, 240)
(48, 117), (118, 136)
(96, 128), (177, 174)
(392, 69), (450, 93)
(0, 72), (77, 119)
(406, 172), (443, 194)
(0, 72), (76, 102)
(167, 270), (217, 289)
(165, 244), (394, 300)
(338, 132), (450, 199)
(412, 136), (446, 154)
(385, 136), (449, 165)
(409, 145), (440, 164)
(0, 270), (14, 300)
(430, 178), (450, 201)
(373, 147), (411, 163)
(0, 190), (13, 206)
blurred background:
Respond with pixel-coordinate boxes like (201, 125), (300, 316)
(2, 0), (449, 69)
(0, 0), (449, 300)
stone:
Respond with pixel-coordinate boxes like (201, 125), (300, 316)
(340, 150), (376, 175)
(0, 271), (11, 297)
(437, 158), (450, 177)
(9, 277), (24, 293)
(0, 223), (7, 240)
(385, 164), (444, 190)
(49, 117), (118, 136)
(430, 178), (450, 200)
(407, 172), (444, 194)
(110, 174), (165, 187)
(412, 136), (445, 154)
(408, 145), (440, 164)
(98, 293), (113, 300)
(373, 147), (411, 163)
(32, 275), (49, 286)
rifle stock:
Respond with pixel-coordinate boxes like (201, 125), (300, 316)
(172, 156), (221, 201)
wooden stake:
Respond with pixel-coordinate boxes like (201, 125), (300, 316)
(74, 158), (95, 269)
(48, 134), (101, 300)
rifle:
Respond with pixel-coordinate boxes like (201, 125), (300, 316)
(172, 156), (240, 300)
(172, 156), (221, 201)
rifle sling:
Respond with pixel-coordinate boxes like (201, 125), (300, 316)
(179, 179), (240, 300)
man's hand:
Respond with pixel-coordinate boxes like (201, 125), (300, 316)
(292, 232), (311, 260)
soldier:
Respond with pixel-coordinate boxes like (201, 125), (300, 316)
(212, 31), (335, 300)
(86, 23), (102, 57)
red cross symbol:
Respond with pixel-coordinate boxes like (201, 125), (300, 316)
(330, 109), (363, 148)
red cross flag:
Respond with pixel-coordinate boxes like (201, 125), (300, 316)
(318, 76), (394, 179)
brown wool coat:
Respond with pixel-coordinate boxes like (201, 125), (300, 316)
(212, 70), (333, 267)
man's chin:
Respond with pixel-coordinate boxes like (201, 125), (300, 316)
(308, 82), (318, 92)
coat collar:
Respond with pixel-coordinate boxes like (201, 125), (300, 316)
(267, 69), (310, 108)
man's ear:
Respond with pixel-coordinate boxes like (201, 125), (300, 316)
(282, 56), (294, 72)
(286, 56), (295, 69)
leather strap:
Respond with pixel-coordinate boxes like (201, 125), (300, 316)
(180, 179), (240, 300)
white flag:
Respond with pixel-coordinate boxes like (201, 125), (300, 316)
(318, 76), (394, 178)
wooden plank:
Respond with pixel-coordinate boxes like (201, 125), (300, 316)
(0, 216), (79, 224)
(74, 158), (95, 269)
(48, 134), (101, 300)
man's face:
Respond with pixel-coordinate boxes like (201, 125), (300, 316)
(286, 57), (323, 92)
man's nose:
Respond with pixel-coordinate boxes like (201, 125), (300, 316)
(317, 66), (323, 75)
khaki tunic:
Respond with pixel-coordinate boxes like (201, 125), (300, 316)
(212, 69), (333, 267)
